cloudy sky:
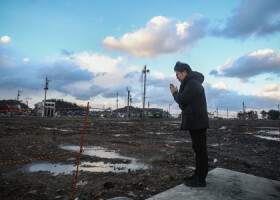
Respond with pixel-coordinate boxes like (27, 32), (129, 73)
(0, 0), (279, 117)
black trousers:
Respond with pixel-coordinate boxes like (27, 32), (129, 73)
(189, 129), (208, 181)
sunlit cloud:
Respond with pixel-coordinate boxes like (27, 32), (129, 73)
(210, 49), (280, 81)
(211, 82), (228, 90)
(71, 51), (123, 74)
(263, 83), (280, 92)
(102, 15), (208, 57)
(23, 57), (30, 62)
(0, 36), (11, 43)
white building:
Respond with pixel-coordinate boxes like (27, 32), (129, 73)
(35, 101), (55, 117)
(208, 112), (215, 119)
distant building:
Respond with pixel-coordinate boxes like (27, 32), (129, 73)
(35, 101), (55, 117)
(1, 104), (21, 117)
(208, 112), (215, 119)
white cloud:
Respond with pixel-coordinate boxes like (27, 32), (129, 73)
(0, 36), (11, 43)
(217, 57), (235, 72)
(210, 49), (280, 81)
(68, 52), (139, 88)
(253, 83), (280, 100)
(211, 82), (228, 90)
(252, 91), (280, 100)
(102, 15), (208, 57)
(71, 51), (123, 74)
(249, 49), (275, 57)
(263, 83), (280, 92)
(23, 57), (30, 62)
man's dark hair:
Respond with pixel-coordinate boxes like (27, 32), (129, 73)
(174, 61), (192, 73)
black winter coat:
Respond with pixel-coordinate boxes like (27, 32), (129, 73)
(173, 71), (209, 130)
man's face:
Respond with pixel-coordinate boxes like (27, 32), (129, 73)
(176, 70), (187, 82)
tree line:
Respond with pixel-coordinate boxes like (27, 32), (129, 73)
(237, 109), (280, 120)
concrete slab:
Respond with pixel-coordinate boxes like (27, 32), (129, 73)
(147, 168), (280, 200)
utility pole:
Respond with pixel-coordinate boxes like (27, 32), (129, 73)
(216, 107), (219, 118)
(142, 65), (149, 116)
(227, 109), (229, 119)
(116, 92), (119, 110)
(17, 89), (23, 101)
(242, 102), (246, 120)
(148, 101), (150, 108)
(126, 87), (130, 118)
(44, 77), (50, 117)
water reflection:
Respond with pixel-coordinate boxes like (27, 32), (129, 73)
(28, 160), (149, 175)
(60, 145), (132, 160)
(255, 135), (280, 142)
(27, 145), (149, 175)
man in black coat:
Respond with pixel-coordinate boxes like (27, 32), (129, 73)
(170, 61), (209, 187)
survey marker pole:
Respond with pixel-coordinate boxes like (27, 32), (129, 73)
(72, 102), (90, 200)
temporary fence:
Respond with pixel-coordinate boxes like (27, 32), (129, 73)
(0, 103), (279, 200)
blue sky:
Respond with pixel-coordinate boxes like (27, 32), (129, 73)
(0, 0), (279, 117)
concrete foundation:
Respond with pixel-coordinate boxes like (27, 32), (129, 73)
(147, 168), (280, 200)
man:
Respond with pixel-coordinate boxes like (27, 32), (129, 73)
(170, 61), (209, 187)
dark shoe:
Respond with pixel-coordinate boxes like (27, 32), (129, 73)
(183, 174), (196, 182)
(184, 177), (206, 187)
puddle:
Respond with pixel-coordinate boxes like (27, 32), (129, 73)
(113, 134), (129, 137)
(76, 180), (88, 186)
(25, 145), (149, 175)
(80, 161), (148, 173)
(156, 132), (173, 135)
(43, 127), (72, 132)
(255, 135), (280, 142)
(28, 163), (75, 175)
(187, 166), (195, 170)
(60, 145), (132, 160)
(147, 132), (173, 135)
(28, 160), (148, 175)
(244, 127), (279, 138)
(256, 130), (279, 136)
(167, 140), (190, 143)
(210, 143), (220, 147)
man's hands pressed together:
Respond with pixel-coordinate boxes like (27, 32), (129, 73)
(170, 84), (178, 94)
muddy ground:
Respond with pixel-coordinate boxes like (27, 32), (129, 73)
(0, 116), (279, 200)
